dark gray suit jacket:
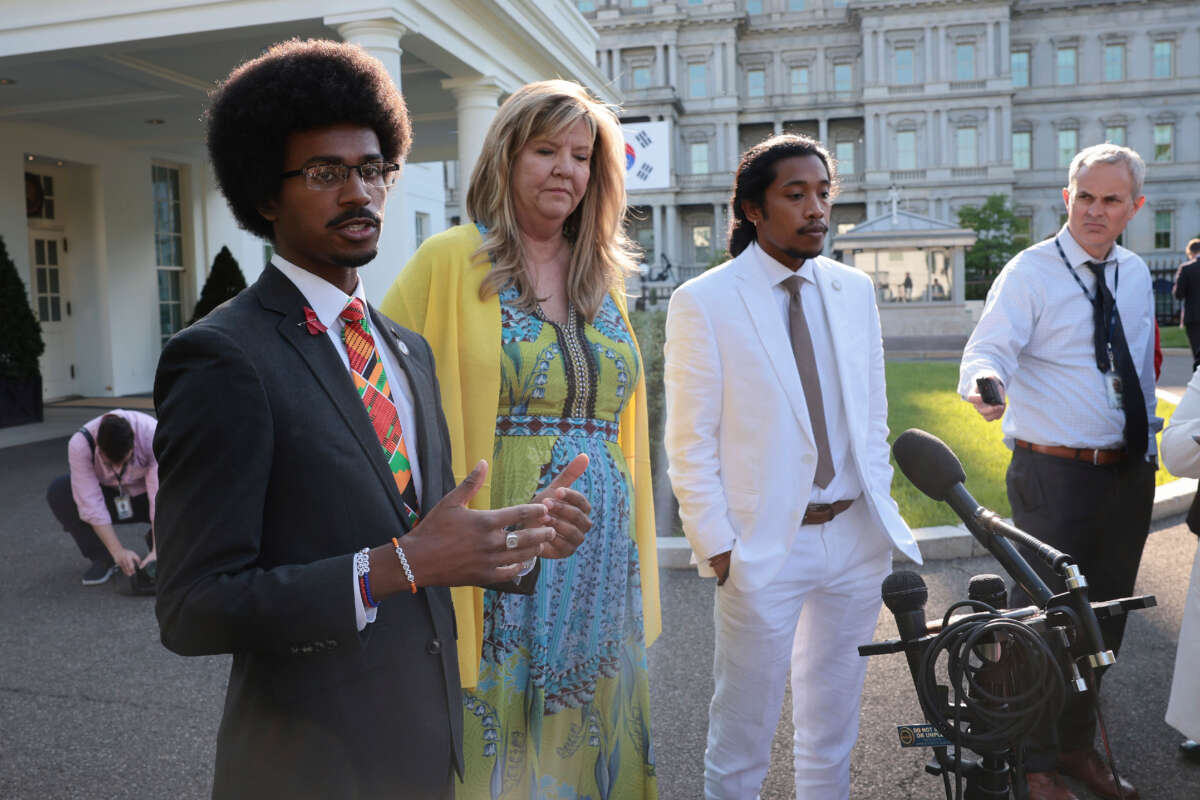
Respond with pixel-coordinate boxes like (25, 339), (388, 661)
(153, 264), (474, 798)
(1173, 258), (1200, 323)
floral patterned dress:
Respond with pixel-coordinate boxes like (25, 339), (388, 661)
(459, 284), (656, 800)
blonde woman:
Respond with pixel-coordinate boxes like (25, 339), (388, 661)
(381, 80), (661, 799)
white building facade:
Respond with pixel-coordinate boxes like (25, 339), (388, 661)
(2, 0), (608, 400)
(580, 0), (1200, 301)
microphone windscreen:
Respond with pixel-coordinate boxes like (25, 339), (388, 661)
(881, 570), (928, 613)
(892, 428), (967, 502)
(968, 574), (1007, 606)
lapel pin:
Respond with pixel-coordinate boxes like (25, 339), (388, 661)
(396, 339), (409, 356)
(300, 307), (327, 335)
(831, 280), (842, 291)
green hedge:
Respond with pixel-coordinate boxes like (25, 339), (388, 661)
(629, 309), (667, 479)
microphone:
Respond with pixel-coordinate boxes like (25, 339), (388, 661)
(892, 429), (1053, 606)
(968, 574), (1008, 668)
(882, 570), (929, 681)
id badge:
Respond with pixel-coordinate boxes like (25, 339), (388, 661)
(1105, 370), (1123, 411)
(114, 492), (134, 521)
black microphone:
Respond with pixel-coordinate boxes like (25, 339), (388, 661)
(968, 574), (1007, 665)
(893, 429), (1053, 606)
(882, 570), (929, 681)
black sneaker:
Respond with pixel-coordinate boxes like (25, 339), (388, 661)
(81, 560), (116, 586)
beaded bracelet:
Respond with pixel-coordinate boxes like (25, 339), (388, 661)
(353, 548), (379, 609)
(392, 536), (418, 594)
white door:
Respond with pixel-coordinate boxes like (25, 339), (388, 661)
(29, 230), (77, 400)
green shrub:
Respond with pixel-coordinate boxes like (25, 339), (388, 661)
(629, 309), (667, 478)
(0, 235), (44, 379)
(189, 245), (247, 325)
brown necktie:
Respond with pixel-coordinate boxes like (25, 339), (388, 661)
(783, 275), (835, 488)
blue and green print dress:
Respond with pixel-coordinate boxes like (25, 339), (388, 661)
(459, 284), (656, 800)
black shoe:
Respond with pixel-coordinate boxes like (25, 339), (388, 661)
(81, 560), (116, 586)
(1181, 739), (1200, 764)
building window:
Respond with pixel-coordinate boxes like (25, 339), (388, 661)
(1056, 47), (1076, 85)
(1104, 44), (1124, 82)
(692, 225), (712, 263)
(1155, 210), (1172, 250)
(153, 164), (185, 347)
(956, 127), (978, 167)
(1011, 51), (1029, 87)
(746, 68), (766, 97)
(1012, 131), (1031, 170)
(1057, 129), (1078, 168)
(834, 63), (852, 94)
(688, 63), (707, 98)
(790, 65), (810, 94)
(895, 47), (914, 84)
(896, 130), (916, 170)
(25, 172), (55, 220)
(787, 0), (804, 9)
(746, 0), (763, 12)
(835, 141), (855, 174)
(632, 66), (651, 89)
(1153, 40), (1173, 78)
(1104, 125), (1126, 146)
(415, 212), (430, 247)
(1154, 124), (1173, 162)
(832, 0), (847, 6)
(1014, 214), (1032, 246)
(576, 0), (595, 11)
(632, 0), (649, 6)
(955, 43), (975, 81)
(691, 142), (710, 174)
(635, 226), (655, 261)
(687, 0), (703, 4)
(32, 236), (62, 323)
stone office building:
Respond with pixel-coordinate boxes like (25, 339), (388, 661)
(581, 0), (1199, 326)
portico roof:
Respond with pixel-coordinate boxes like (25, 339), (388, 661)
(834, 208), (977, 250)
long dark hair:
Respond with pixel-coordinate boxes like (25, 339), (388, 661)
(727, 134), (837, 257)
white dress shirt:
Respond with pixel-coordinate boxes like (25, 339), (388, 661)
(273, 256), (421, 629)
(753, 242), (863, 504)
(958, 225), (1159, 457)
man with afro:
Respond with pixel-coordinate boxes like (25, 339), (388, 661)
(152, 39), (588, 799)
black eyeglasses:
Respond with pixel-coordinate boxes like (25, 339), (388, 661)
(280, 161), (400, 191)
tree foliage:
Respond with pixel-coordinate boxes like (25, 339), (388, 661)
(957, 194), (1029, 300)
(189, 246), (247, 325)
(0, 235), (45, 379)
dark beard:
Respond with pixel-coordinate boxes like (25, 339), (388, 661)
(331, 249), (377, 268)
(782, 244), (823, 261)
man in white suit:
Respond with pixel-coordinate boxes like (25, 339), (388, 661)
(664, 134), (921, 800)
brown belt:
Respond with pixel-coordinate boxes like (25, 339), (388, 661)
(802, 499), (855, 525)
(1014, 438), (1125, 466)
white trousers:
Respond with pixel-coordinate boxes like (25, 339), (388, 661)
(704, 500), (892, 800)
(1167, 539), (1200, 741)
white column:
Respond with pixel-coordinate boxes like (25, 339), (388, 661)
(1000, 20), (1010, 76)
(334, 18), (410, 300)
(652, 204), (663, 266)
(656, 44), (665, 86)
(876, 33), (885, 86)
(818, 117), (829, 146)
(715, 44), (725, 96)
(668, 44), (676, 89)
(774, 119), (783, 135)
(441, 76), (505, 197)
(864, 30), (876, 85)
(712, 203), (724, 249)
(728, 121), (739, 166)
(924, 27), (933, 82)
(1002, 105), (1011, 161)
(930, 26), (939, 81)
(665, 203), (679, 267)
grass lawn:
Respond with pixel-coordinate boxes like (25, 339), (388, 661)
(887, 362), (1179, 527)
(1160, 325), (1189, 349)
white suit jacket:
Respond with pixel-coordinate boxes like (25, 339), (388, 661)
(663, 246), (922, 592)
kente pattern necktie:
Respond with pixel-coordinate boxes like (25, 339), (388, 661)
(1085, 261), (1148, 458)
(783, 275), (835, 488)
(339, 298), (421, 524)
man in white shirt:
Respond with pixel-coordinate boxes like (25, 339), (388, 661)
(664, 134), (920, 800)
(960, 143), (1154, 800)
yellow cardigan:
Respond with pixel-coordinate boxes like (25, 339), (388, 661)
(380, 223), (662, 688)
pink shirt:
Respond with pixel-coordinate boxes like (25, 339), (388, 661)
(68, 409), (159, 527)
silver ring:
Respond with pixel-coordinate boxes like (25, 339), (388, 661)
(505, 532), (519, 550)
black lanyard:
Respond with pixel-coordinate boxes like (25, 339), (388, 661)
(1054, 237), (1119, 372)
